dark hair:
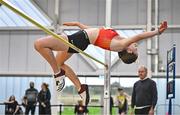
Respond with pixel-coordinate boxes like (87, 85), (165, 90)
(118, 88), (123, 91)
(42, 82), (49, 89)
(30, 81), (34, 88)
(118, 50), (138, 64)
(9, 95), (15, 101)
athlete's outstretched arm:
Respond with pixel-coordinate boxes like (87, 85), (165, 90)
(63, 22), (89, 29)
(120, 21), (168, 48)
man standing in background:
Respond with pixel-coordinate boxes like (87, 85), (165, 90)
(131, 66), (158, 115)
(25, 82), (38, 115)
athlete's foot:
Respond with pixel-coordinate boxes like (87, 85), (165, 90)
(54, 69), (66, 92)
(78, 84), (90, 106)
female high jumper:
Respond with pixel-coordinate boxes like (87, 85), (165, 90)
(34, 21), (167, 105)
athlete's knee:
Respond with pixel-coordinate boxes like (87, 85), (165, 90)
(60, 63), (66, 68)
(34, 39), (44, 51)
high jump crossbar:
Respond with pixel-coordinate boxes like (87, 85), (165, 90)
(0, 0), (107, 67)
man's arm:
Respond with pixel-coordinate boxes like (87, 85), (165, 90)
(151, 81), (158, 109)
(63, 22), (90, 29)
(131, 84), (136, 109)
(25, 89), (28, 96)
(148, 81), (158, 115)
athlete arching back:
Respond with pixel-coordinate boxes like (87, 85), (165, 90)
(34, 21), (167, 106)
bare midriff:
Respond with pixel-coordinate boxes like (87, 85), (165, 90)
(84, 28), (100, 44)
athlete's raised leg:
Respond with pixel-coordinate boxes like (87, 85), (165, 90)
(34, 35), (69, 74)
(34, 35), (69, 91)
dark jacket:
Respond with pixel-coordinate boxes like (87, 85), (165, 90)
(38, 89), (51, 115)
(25, 88), (38, 105)
(131, 78), (158, 109)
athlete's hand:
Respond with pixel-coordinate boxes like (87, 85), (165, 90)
(158, 21), (167, 34)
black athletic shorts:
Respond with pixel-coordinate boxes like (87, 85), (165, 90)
(67, 30), (90, 53)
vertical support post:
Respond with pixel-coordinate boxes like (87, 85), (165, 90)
(104, 54), (111, 115)
(59, 104), (62, 115)
(52, 0), (60, 114)
(154, 0), (159, 74)
(147, 0), (152, 69)
(167, 44), (176, 115)
(173, 44), (176, 99)
(104, 0), (112, 115)
(168, 99), (172, 115)
(54, 0), (61, 33)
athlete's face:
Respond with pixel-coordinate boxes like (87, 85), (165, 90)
(127, 43), (138, 55)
